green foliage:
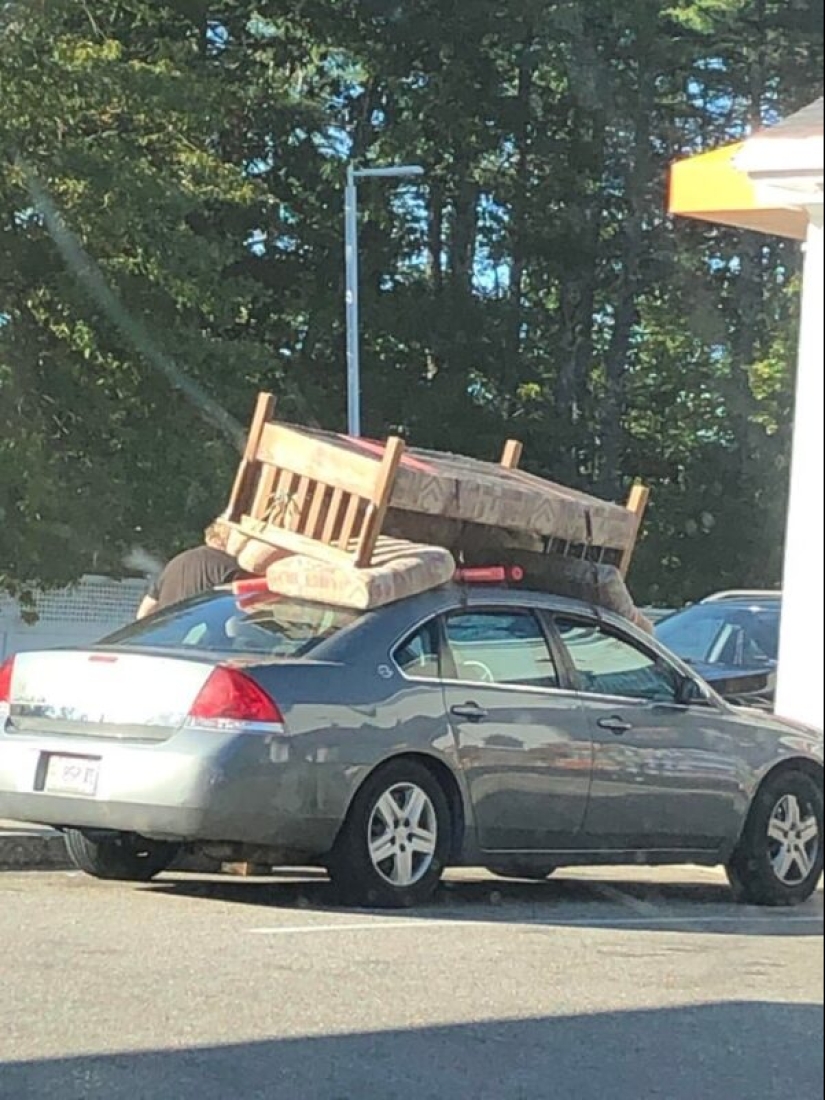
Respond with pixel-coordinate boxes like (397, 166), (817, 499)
(0, 1), (272, 586)
(0, 0), (822, 604)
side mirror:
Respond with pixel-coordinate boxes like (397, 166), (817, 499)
(676, 677), (705, 707)
(705, 669), (774, 706)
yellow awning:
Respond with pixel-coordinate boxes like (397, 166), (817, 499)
(669, 141), (809, 240)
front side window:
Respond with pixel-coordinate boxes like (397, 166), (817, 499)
(556, 617), (678, 703)
(656, 607), (725, 664)
(445, 611), (559, 689)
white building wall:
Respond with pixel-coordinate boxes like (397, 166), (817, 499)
(775, 211), (824, 730)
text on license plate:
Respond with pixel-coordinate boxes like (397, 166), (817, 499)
(44, 756), (101, 797)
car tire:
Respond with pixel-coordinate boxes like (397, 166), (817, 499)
(329, 759), (453, 909)
(65, 830), (180, 883)
(486, 864), (557, 882)
(726, 769), (824, 908)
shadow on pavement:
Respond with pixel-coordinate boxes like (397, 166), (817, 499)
(1, 1002), (822, 1100)
(143, 871), (825, 937)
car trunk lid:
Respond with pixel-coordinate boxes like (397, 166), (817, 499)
(4, 649), (216, 742)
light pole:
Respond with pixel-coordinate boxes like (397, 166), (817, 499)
(345, 164), (425, 437)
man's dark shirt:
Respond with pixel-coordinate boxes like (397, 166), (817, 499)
(148, 547), (240, 611)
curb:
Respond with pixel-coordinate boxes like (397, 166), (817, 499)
(0, 829), (70, 871)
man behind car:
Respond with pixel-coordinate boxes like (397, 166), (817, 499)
(137, 518), (241, 619)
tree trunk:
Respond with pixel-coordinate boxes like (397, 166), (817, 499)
(350, 79), (382, 162)
(727, 0), (768, 480)
(598, 222), (642, 497)
(429, 181), (445, 294)
(449, 173), (479, 296)
(508, 40), (535, 381)
(554, 113), (607, 482)
(597, 82), (653, 499)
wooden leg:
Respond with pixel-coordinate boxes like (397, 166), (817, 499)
(501, 439), (524, 470)
(226, 393), (276, 521)
(619, 483), (651, 577)
(355, 436), (406, 567)
(221, 862), (272, 878)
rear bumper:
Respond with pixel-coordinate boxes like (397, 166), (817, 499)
(0, 792), (210, 841)
(0, 726), (346, 859)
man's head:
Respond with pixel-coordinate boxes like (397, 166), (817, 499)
(204, 517), (232, 553)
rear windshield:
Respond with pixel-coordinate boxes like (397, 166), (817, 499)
(102, 592), (361, 658)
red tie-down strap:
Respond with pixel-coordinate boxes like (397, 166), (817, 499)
(232, 577), (283, 610)
(454, 566), (525, 585)
(341, 436), (437, 475)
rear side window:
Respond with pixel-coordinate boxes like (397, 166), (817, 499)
(103, 593), (360, 658)
(395, 621), (441, 680)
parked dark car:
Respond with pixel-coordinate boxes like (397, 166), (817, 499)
(656, 591), (781, 707)
(0, 582), (820, 909)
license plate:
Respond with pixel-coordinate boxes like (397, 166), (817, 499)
(44, 756), (101, 797)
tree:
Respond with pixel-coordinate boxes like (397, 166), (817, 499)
(0, 1), (274, 590)
(1, 0), (822, 606)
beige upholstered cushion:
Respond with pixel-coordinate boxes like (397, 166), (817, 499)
(265, 540), (456, 610)
(236, 538), (292, 575)
(226, 527), (249, 558)
(226, 527), (292, 574)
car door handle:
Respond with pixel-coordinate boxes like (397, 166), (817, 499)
(451, 703), (489, 723)
(597, 716), (633, 736)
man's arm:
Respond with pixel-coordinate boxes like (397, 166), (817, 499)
(137, 570), (165, 621)
(136, 595), (159, 620)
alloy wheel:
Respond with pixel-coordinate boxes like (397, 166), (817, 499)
(767, 793), (821, 886)
(367, 782), (438, 888)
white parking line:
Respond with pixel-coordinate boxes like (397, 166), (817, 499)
(251, 921), (432, 936)
(249, 914), (824, 936)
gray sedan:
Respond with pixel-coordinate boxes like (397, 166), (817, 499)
(0, 583), (822, 908)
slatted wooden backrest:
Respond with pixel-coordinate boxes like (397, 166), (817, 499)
(226, 396), (406, 569)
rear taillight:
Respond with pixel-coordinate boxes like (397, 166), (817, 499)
(0, 657), (15, 705)
(188, 667), (283, 728)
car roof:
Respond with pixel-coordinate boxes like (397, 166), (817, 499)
(212, 581), (650, 640)
(655, 594), (782, 629)
(214, 581), (629, 619)
(701, 590), (782, 606)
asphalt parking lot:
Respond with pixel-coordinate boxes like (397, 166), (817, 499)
(1, 866), (822, 1100)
